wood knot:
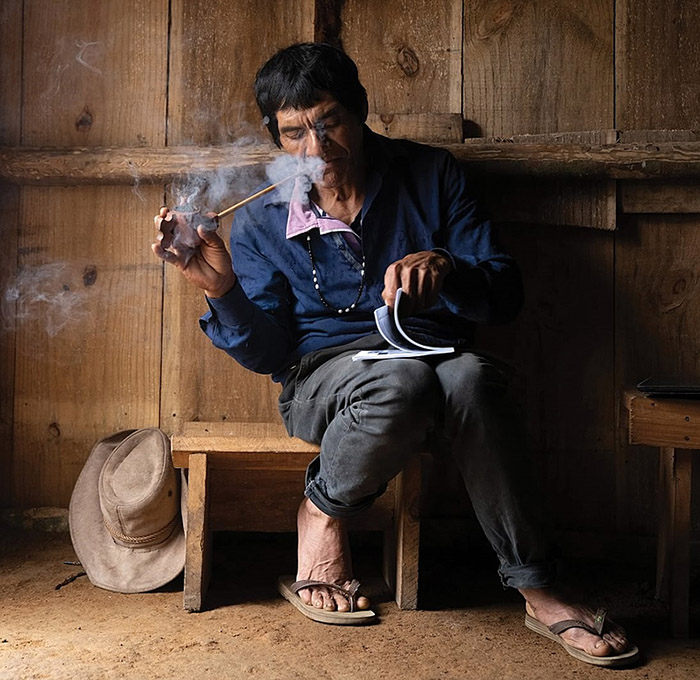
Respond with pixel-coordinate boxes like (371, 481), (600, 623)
(48, 422), (61, 438)
(397, 46), (420, 77)
(82, 265), (98, 287)
(477, 1), (519, 39)
(655, 267), (696, 313)
(75, 106), (93, 132)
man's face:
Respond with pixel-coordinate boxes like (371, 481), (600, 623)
(275, 94), (364, 189)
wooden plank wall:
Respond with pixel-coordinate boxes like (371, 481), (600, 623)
(11, 0), (168, 506)
(0, 0), (698, 554)
(462, 0), (617, 532)
(0, 0), (22, 506)
(615, 0), (700, 537)
(161, 0), (315, 434)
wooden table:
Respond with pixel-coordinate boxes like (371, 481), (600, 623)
(624, 389), (699, 637)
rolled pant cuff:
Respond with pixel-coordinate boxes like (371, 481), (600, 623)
(304, 456), (385, 519)
(498, 561), (557, 589)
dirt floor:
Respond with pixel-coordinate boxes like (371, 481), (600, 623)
(1, 526), (698, 680)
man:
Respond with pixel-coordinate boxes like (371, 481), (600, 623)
(153, 43), (638, 667)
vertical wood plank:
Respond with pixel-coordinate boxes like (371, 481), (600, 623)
(655, 447), (674, 600)
(184, 453), (211, 612)
(0, 188), (19, 507)
(391, 455), (422, 610)
(477, 225), (616, 532)
(22, 0), (168, 146)
(0, 0), (22, 506)
(670, 449), (691, 638)
(616, 0), (700, 130)
(615, 215), (700, 535)
(13, 0), (170, 508)
(13, 186), (164, 507)
(162, 1), (315, 433)
(169, 0), (315, 145)
(463, 0), (614, 137)
(342, 0), (463, 116)
(615, 0), (700, 552)
(0, 0), (23, 144)
(462, 2), (617, 532)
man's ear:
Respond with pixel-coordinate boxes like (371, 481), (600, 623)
(360, 100), (368, 124)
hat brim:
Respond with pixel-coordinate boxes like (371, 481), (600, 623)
(69, 429), (187, 594)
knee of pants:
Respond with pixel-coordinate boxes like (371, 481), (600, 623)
(361, 359), (441, 435)
(435, 354), (510, 423)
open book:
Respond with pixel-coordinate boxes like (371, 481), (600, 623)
(353, 289), (455, 361)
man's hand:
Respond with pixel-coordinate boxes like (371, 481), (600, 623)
(382, 250), (452, 314)
(152, 210), (237, 299)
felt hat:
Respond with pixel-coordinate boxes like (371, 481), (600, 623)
(69, 428), (186, 593)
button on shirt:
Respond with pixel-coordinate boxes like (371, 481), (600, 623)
(200, 127), (523, 384)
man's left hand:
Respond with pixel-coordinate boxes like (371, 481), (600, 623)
(382, 250), (452, 314)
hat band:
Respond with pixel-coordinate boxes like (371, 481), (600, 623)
(103, 515), (179, 548)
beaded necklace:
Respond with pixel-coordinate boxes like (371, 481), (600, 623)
(305, 214), (365, 315)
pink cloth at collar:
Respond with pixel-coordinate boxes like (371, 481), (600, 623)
(285, 178), (356, 240)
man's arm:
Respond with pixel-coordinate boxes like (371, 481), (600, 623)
(436, 151), (523, 325)
(381, 150), (522, 325)
(152, 208), (296, 378)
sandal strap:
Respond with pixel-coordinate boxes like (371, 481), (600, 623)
(290, 579), (362, 612)
(549, 608), (607, 636)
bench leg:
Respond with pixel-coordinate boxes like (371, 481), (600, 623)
(383, 455), (421, 609)
(184, 453), (211, 612)
(656, 447), (692, 638)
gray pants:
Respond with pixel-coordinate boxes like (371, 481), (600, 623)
(278, 338), (555, 589)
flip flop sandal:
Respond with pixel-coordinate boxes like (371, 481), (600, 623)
(277, 575), (376, 625)
(525, 608), (640, 667)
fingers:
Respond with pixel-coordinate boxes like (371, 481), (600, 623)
(381, 251), (451, 313)
(197, 224), (226, 248)
(151, 241), (182, 268)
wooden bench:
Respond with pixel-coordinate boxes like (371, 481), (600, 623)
(171, 421), (422, 612)
(624, 389), (699, 638)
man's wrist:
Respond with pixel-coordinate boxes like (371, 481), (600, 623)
(432, 248), (454, 274)
(205, 276), (237, 299)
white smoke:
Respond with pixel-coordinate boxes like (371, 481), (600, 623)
(2, 263), (89, 338)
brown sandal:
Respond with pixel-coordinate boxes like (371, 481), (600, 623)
(525, 608), (640, 667)
(277, 575), (376, 625)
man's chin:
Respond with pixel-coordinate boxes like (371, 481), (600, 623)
(317, 170), (346, 189)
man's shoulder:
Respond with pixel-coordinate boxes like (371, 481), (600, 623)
(229, 184), (288, 243)
(367, 128), (453, 175)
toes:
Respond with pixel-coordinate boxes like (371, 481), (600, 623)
(323, 591), (337, 611)
(333, 593), (350, 612)
(298, 587), (313, 606)
(604, 631), (628, 653)
(311, 590), (325, 609)
(591, 637), (616, 657)
(356, 595), (371, 611)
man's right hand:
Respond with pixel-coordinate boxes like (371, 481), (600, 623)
(151, 212), (237, 299)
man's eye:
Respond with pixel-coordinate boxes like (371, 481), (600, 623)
(284, 130), (305, 141)
(321, 118), (340, 129)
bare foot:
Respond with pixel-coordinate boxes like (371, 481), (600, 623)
(295, 498), (370, 612)
(520, 587), (631, 658)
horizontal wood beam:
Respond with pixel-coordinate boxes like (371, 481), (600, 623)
(447, 141), (700, 180)
(2, 141), (700, 185)
(0, 145), (277, 186)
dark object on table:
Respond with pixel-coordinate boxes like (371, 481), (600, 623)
(636, 376), (700, 397)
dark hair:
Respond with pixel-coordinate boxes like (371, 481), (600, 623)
(254, 43), (368, 147)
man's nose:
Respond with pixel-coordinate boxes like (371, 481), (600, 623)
(304, 128), (327, 156)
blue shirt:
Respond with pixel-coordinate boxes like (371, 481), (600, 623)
(200, 128), (523, 383)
